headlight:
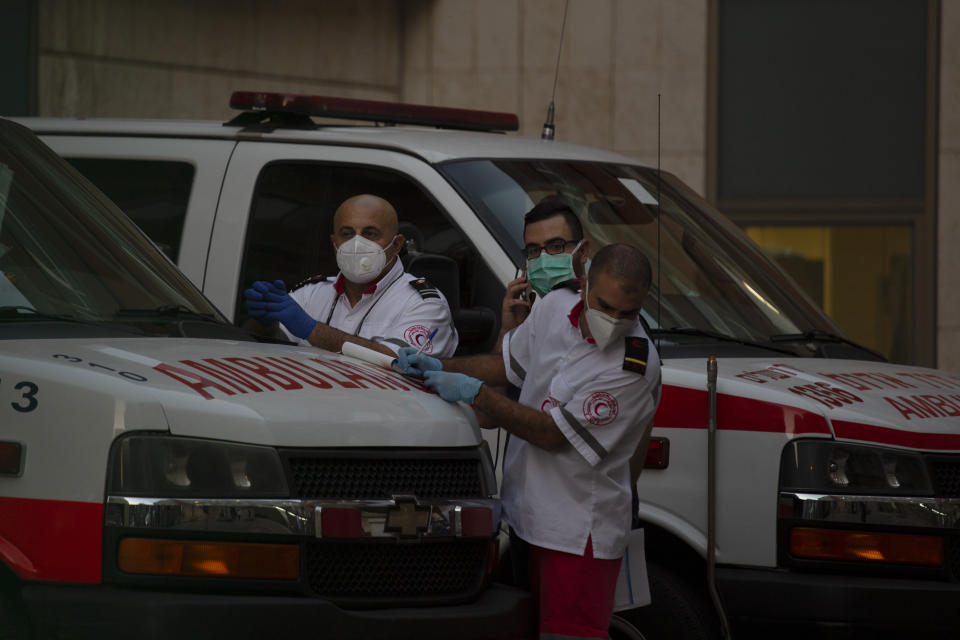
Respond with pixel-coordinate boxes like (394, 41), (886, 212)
(780, 439), (933, 496)
(108, 434), (288, 498)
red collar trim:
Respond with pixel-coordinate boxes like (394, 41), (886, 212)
(568, 300), (595, 343)
(568, 300), (583, 328)
(334, 274), (377, 296)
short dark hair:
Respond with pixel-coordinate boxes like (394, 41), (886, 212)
(588, 243), (652, 293)
(523, 196), (584, 242)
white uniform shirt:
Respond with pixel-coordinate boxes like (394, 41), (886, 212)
(281, 259), (459, 357)
(501, 287), (661, 559)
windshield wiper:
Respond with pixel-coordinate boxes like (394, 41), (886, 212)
(114, 305), (220, 323)
(769, 330), (886, 360)
(0, 305), (143, 334)
(0, 305), (84, 322)
(651, 326), (797, 356)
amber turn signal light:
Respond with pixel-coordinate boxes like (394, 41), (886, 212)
(118, 538), (299, 579)
(790, 527), (943, 566)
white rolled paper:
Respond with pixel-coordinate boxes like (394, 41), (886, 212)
(341, 341), (396, 369)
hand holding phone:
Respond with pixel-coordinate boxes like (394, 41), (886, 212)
(502, 270), (534, 331)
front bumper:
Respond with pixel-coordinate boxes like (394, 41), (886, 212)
(21, 581), (534, 640)
(104, 495), (502, 607)
(718, 566), (960, 635)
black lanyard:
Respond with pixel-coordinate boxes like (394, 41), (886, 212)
(324, 272), (405, 336)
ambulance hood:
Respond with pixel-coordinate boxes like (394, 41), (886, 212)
(661, 357), (960, 451)
(2, 337), (481, 448)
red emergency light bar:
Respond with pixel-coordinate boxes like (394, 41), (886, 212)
(230, 91), (519, 132)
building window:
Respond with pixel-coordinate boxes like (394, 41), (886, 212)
(709, 0), (937, 365)
(745, 225), (912, 362)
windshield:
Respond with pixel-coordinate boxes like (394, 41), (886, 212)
(442, 159), (845, 357)
(0, 119), (226, 338)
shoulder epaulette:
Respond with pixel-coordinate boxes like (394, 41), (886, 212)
(409, 278), (441, 300)
(290, 275), (326, 292)
(623, 336), (649, 375)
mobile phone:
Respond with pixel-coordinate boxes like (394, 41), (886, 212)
(516, 268), (530, 303)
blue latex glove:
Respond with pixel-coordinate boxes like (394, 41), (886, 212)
(394, 346), (442, 378)
(243, 281), (273, 320)
(423, 370), (483, 404)
(246, 280), (317, 339)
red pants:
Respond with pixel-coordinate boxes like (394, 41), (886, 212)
(527, 536), (622, 639)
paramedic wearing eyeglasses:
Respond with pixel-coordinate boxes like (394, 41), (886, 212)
(396, 244), (661, 640)
(498, 197), (590, 347)
(243, 194), (458, 358)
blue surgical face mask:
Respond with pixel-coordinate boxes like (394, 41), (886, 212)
(526, 240), (583, 298)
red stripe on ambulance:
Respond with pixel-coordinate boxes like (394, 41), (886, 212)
(657, 384), (960, 450)
(654, 385), (830, 435)
(0, 497), (102, 582)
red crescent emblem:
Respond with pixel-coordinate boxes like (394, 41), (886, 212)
(403, 325), (432, 353)
(583, 391), (618, 426)
(540, 396), (561, 411)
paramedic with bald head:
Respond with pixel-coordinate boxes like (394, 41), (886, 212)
(396, 243), (661, 639)
(243, 193), (458, 357)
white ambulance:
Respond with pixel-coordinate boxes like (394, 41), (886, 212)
(0, 118), (525, 639)
(17, 93), (960, 638)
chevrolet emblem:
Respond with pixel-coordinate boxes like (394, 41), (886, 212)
(385, 500), (430, 537)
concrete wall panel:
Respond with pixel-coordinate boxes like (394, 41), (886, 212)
(133, 0), (198, 67)
(519, 71), (555, 138)
(194, 1), (259, 72)
(614, 0), (660, 71)
(476, 0), (520, 72)
(432, 0), (475, 72)
(38, 0), (404, 119)
(613, 71), (659, 155)
(939, 0), (960, 369)
(941, 328), (960, 373)
(554, 70), (613, 148)
(564, 0), (612, 69)
(662, 0), (706, 72)
(521, 0), (566, 72)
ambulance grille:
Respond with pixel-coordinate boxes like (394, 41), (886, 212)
(285, 454), (486, 499)
(305, 539), (487, 603)
(928, 459), (960, 498)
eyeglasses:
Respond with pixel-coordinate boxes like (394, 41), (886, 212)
(523, 238), (578, 260)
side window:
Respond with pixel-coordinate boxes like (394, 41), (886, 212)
(237, 162), (501, 354)
(66, 158), (194, 261)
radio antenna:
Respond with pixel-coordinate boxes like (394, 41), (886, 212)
(656, 93), (662, 347)
(541, 0), (570, 141)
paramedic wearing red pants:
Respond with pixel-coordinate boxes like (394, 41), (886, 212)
(397, 244), (661, 639)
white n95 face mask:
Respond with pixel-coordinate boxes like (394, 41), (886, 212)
(336, 235), (395, 284)
(584, 284), (636, 350)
